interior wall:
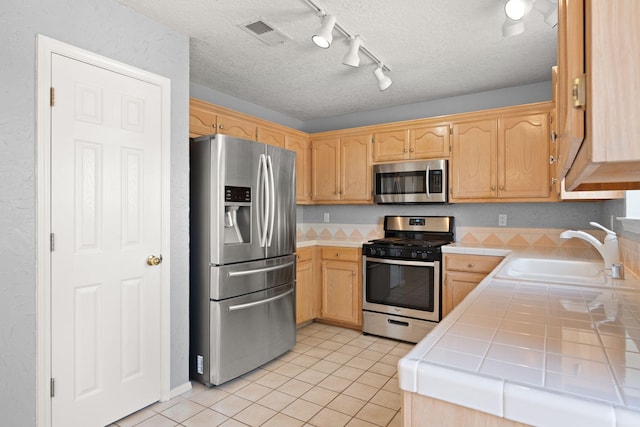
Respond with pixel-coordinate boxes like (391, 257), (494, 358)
(301, 202), (604, 230)
(190, 81), (305, 131)
(303, 81), (553, 133)
(0, 1), (189, 425)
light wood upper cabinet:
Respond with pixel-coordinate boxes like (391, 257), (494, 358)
(557, 0), (640, 191)
(372, 124), (450, 162)
(257, 127), (285, 148)
(451, 106), (553, 202)
(340, 133), (372, 201)
(373, 128), (409, 162)
(189, 102), (216, 137)
(311, 137), (341, 201)
(285, 134), (312, 204)
(498, 113), (550, 199)
(217, 114), (257, 140)
(311, 133), (372, 203)
(410, 124), (450, 159)
(451, 119), (497, 199)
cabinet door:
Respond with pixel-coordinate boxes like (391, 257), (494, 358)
(285, 135), (312, 203)
(443, 271), (487, 317)
(321, 260), (361, 326)
(340, 133), (372, 202)
(296, 260), (315, 324)
(451, 120), (497, 199)
(498, 113), (550, 198)
(189, 104), (216, 137)
(410, 124), (450, 159)
(257, 127), (285, 148)
(556, 0), (585, 179)
(373, 129), (409, 162)
(311, 137), (341, 201)
(217, 114), (257, 140)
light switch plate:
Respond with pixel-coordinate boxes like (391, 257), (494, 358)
(499, 214), (507, 227)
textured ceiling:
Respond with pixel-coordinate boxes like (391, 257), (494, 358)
(117, 0), (557, 121)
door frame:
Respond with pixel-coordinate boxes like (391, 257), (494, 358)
(35, 35), (171, 427)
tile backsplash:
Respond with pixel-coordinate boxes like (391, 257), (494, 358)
(298, 223), (640, 276)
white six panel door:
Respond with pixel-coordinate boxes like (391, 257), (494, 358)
(50, 53), (163, 427)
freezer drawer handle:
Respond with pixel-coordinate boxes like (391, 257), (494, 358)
(227, 261), (295, 277)
(228, 288), (294, 312)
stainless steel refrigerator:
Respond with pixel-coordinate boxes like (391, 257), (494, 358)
(189, 134), (296, 386)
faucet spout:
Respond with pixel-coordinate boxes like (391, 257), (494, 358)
(560, 224), (620, 269)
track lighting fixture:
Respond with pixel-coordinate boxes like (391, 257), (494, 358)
(342, 36), (361, 67)
(312, 14), (336, 49)
(502, 0), (557, 37)
(305, 0), (392, 92)
(373, 66), (392, 91)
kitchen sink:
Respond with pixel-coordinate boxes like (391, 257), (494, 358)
(497, 257), (607, 285)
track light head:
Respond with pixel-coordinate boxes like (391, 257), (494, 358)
(312, 14), (336, 49)
(342, 36), (362, 67)
(504, 0), (533, 21)
(373, 66), (392, 91)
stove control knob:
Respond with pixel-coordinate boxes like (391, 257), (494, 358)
(422, 252), (429, 259)
(379, 250), (386, 256)
(411, 251), (418, 258)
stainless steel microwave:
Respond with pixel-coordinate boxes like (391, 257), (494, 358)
(373, 160), (448, 204)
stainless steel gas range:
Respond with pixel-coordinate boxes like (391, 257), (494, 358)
(362, 215), (454, 343)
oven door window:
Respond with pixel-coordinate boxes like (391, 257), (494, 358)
(365, 260), (435, 312)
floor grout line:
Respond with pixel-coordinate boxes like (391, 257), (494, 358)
(112, 322), (412, 427)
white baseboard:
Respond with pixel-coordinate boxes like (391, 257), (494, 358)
(168, 381), (192, 400)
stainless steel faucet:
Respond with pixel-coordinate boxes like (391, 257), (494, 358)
(560, 222), (620, 270)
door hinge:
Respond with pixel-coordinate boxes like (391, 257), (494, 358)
(50, 87), (55, 107)
(371, 136), (375, 144)
(50, 233), (55, 251)
(572, 74), (586, 109)
(449, 126), (453, 135)
(50, 378), (55, 397)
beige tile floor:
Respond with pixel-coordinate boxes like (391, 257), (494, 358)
(111, 322), (413, 427)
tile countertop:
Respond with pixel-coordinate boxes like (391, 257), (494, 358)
(399, 247), (640, 427)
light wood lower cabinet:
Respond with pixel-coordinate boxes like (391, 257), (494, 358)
(403, 392), (528, 427)
(295, 247), (319, 325)
(319, 247), (362, 328)
(442, 254), (503, 317)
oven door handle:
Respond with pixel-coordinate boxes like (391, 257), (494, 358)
(364, 256), (436, 268)
(228, 288), (293, 312)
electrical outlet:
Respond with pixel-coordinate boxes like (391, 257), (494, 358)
(498, 214), (507, 227)
(323, 212), (330, 223)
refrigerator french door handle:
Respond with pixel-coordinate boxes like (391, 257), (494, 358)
(257, 154), (269, 247)
(227, 261), (295, 277)
(228, 288), (294, 312)
(266, 155), (275, 246)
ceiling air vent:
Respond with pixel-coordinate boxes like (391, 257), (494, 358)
(239, 18), (293, 46)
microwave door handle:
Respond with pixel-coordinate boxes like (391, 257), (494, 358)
(425, 164), (431, 199)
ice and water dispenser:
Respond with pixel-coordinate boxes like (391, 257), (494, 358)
(224, 186), (251, 244)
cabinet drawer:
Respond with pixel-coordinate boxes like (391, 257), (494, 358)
(445, 254), (503, 274)
(296, 247), (314, 263)
(321, 247), (360, 262)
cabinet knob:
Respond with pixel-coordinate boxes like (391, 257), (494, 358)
(499, 186), (504, 190)
(404, 148), (408, 153)
(491, 186), (496, 191)
(219, 124), (224, 129)
(352, 271), (356, 276)
(410, 148), (415, 153)
(336, 253), (340, 257)
(468, 263), (475, 268)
